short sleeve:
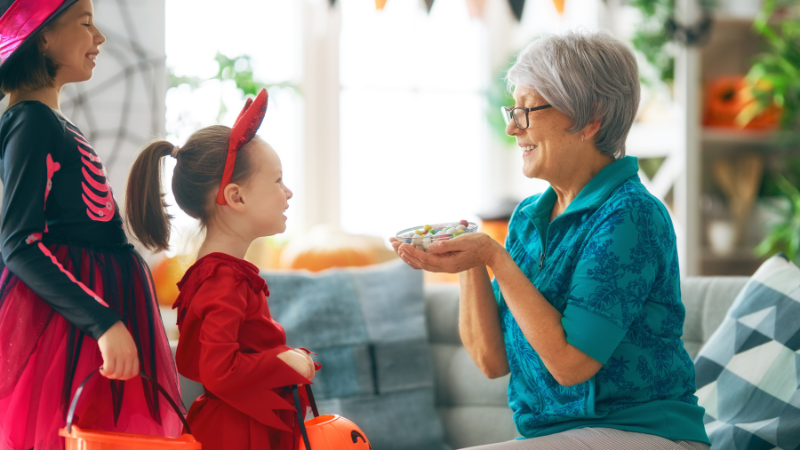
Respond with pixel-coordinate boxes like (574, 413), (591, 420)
(561, 195), (670, 364)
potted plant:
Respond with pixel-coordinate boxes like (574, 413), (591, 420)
(744, 0), (800, 265)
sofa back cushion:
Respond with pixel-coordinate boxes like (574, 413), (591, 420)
(264, 260), (447, 450)
(425, 285), (520, 448)
(693, 254), (800, 449)
(681, 276), (749, 359)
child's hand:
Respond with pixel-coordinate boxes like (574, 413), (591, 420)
(291, 348), (317, 381)
(97, 321), (140, 380)
(278, 349), (316, 380)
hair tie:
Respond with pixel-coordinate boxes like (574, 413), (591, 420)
(171, 145), (180, 158)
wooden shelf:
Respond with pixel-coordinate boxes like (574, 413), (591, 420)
(701, 247), (763, 262)
(702, 127), (780, 145)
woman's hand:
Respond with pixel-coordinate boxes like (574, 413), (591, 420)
(278, 349), (316, 380)
(97, 321), (140, 380)
(392, 233), (503, 273)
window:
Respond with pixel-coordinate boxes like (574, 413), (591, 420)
(164, 0), (303, 249)
(339, 0), (485, 239)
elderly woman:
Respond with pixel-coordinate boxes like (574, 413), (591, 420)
(391, 31), (710, 450)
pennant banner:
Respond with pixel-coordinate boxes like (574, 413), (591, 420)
(375, 0), (387, 10)
(508, 0), (525, 21)
(424, 0), (435, 13)
(465, 0), (486, 18)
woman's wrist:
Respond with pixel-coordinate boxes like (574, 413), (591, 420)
(484, 238), (507, 270)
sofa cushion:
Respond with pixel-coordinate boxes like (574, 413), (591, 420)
(425, 283), (521, 445)
(694, 254), (800, 449)
(680, 276), (749, 359)
(263, 260), (446, 450)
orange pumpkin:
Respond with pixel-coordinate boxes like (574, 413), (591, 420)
(279, 227), (393, 273)
(151, 256), (186, 307)
(704, 76), (781, 130)
(299, 415), (371, 450)
(286, 246), (376, 273)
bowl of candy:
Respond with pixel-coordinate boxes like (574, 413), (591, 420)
(395, 220), (478, 252)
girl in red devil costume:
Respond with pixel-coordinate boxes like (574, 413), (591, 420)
(0, 0), (184, 448)
(126, 88), (319, 450)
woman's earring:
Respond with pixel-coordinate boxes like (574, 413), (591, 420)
(581, 134), (585, 141)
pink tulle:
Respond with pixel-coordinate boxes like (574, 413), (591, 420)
(0, 243), (184, 450)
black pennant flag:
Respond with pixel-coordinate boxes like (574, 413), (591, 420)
(508, 0), (526, 21)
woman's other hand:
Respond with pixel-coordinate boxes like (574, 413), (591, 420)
(396, 233), (502, 273)
(389, 237), (423, 270)
(97, 321), (140, 380)
(278, 349), (316, 380)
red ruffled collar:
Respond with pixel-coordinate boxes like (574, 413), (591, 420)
(172, 252), (269, 327)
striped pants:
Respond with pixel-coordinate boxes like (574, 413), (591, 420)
(460, 428), (710, 450)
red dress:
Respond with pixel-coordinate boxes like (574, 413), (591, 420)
(173, 253), (313, 450)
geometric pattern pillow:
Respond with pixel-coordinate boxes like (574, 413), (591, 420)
(694, 254), (800, 450)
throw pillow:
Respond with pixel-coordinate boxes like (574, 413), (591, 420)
(263, 260), (447, 450)
(694, 254), (800, 450)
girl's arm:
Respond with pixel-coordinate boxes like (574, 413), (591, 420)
(0, 104), (120, 340)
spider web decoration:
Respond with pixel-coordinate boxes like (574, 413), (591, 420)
(59, 0), (166, 197)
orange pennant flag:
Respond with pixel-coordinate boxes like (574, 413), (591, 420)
(466, 0), (486, 18)
(376, 0), (387, 9)
(552, 0), (565, 14)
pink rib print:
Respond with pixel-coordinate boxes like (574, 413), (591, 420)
(44, 154), (60, 233)
(73, 135), (115, 222)
(37, 242), (109, 307)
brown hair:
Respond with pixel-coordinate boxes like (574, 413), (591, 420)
(0, 33), (59, 94)
(126, 125), (255, 252)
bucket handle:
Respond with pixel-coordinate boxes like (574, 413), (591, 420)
(65, 368), (191, 435)
(292, 384), (319, 450)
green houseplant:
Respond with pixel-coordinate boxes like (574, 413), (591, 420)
(746, 0), (800, 265)
(169, 52), (298, 121)
(742, 0), (800, 141)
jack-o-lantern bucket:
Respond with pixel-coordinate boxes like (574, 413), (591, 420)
(293, 385), (371, 450)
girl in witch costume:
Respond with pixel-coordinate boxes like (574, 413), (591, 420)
(126, 88), (319, 450)
(0, 0), (184, 448)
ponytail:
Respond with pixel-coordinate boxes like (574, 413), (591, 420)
(126, 140), (174, 252)
(126, 126), (256, 253)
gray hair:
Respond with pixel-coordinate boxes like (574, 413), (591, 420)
(506, 30), (640, 159)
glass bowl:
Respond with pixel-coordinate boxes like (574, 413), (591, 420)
(395, 221), (478, 252)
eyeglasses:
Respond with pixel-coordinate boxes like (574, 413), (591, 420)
(501, 104), (552, 130)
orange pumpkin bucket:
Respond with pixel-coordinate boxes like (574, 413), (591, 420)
(59, 370), (201, 449)
(293, 385), (371, 450)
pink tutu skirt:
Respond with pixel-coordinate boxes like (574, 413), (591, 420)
(0, 239), (184, 450)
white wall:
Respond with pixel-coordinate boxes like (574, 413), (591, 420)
(59, 0), (167, 201)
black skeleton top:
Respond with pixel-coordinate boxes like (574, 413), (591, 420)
(0, 101), (124, 339)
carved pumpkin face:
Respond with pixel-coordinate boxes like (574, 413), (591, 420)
(299, 415), (371, 450)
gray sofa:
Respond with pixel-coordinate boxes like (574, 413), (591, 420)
(173, 276), (749, 449)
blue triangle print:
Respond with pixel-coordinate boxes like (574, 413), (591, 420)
(735, 324), (772, 354)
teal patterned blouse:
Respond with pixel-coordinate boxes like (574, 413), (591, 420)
(493, 156), (709, 444)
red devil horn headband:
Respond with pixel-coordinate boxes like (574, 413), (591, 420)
(216, 88), (268, 205)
